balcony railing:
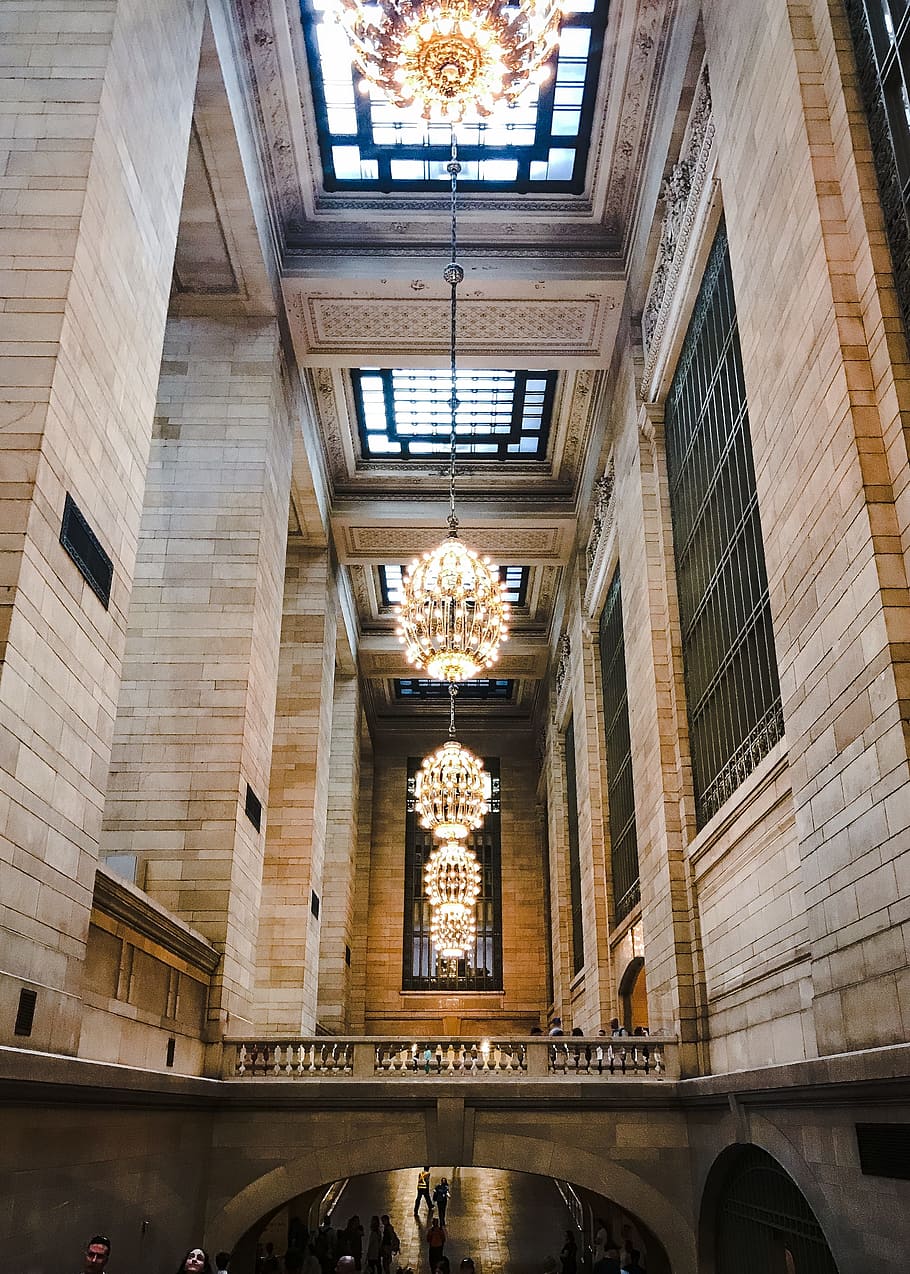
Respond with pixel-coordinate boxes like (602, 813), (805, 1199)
(222, 1036), (678, 1081)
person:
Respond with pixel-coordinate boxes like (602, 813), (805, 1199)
(379, 1216), (399, 1274)
(620, 1250), (644, 1274)
(548, 1017), (564, 1036)
(262, 1243), (281, 1274)
(593, 1220), (609, 1263)
(413, 1165), (433, 1218)
(365, 1217), (381, 1274)
(215, 1255), (231, 1274)
(432, 1177), (449, 1224)
(426, 1218), (446, 1271)
(609, 1018), (627, 1037)
(176, 1251), (213, 1274)
(344, 1217), (364, 1270)
(593, 1248), (622, 1274)
(458, 1260), (475, 1274)
(289, 1218), (307, 1253)
(560, 1231), (577, 1274)
(336, 1259), (355, 1274)
(435, 1260), (450, 1274)
(302, 1248), (321, 1274)
(285, 1255), (303, 1274)
(81, 1237), (111, 1273)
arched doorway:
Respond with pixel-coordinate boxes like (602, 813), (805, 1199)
(618, 956), (648, 1033)
(702, 1146), (838, 1274)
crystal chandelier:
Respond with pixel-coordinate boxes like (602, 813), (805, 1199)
(424, 839), (482, 959)
(415, 733), (488, 842)
(393, 137), (509, 680)
(334, 0), (563, 121)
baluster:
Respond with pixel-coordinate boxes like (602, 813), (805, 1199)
(502, 1045), (512, 1074)
(305, 1043), (315, 1073)
(271, 1044), (281, 1075)
(237, 1044), (247, 1076)
(654, 1047), (662, 1076)
(292, 1043), (302, 1076)
(284, 1044), (293, 1076)
(447, 1044), (457, 1074)
(435, 1044), (443, 1073)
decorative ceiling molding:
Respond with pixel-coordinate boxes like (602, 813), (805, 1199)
(337, 523), (570, 563)
(284, 281), (623, 365)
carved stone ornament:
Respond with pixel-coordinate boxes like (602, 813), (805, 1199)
(642, 62), (715, 384)
(586, 457), (616, 571)
(554, 632), (571, 696)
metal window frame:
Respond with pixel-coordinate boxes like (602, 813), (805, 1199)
(394, 679), (515, 702)
(402, 758), (503, 992)
(845, 0), (910, 345)
(353, 368), (557, 461)
(664, 222), (783, 829)
(299, 0), (610, 193)
(598, 569), (640, 921)
(563, 717), (585, 975)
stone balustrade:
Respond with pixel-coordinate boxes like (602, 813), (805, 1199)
(222, 1036), (678, 1080)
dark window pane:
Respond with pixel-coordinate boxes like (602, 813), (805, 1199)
(665, 222), (783, 828)
(599, 570), (640, 921)
(402, 759), (503, 991)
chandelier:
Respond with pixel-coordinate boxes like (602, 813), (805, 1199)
(334, 0), (563, 121)
(415, 734), (488, 842)
(393, 136), (509, 679)
(425, 839), (482, 959)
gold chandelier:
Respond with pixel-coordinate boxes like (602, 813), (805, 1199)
(425, 839), (482, 959)
(334, 0), (563, 121)
(415, 735), (488, 842)
(392, 136), (510, 680)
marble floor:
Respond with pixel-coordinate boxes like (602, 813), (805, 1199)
(335, 1167), (575, 1274)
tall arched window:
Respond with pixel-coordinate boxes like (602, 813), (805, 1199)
(402, 758), (503, 991)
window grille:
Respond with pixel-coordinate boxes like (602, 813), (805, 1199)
(403, 758), (502, 991)
(563, 718), (584, 974)
(665, 222), (783, 828)
(845, 0), (910, 342)
(716, 1147), (839, 1274)
(300, 0), (609, 193)
(598, 570), (640, 921)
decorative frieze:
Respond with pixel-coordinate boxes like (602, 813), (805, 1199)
(641, 62), (715, 397)
(555, 633), (572, 697)
(586, 458), (616, 572)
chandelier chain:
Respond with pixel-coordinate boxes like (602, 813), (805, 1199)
(448, 128), (460, 535)
(449, 680), (457, 738)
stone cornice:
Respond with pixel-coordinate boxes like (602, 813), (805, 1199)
(92, 866), (222, 976)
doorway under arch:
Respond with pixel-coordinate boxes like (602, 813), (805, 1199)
(699, 1145), (839, 1274)
(618, 956), (648, 1033)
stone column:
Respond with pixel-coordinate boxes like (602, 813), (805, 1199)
(347, 722), (374, 1033)
(101, 318), (293, 1038)
(619, 399), (704, 1071)
(544, 724), (578, 1022)
(316, 672), (361, 1032)
(0, 0), (204, 1052)
(703, 0), (910, 1052)
(253, 547), (337, 1034)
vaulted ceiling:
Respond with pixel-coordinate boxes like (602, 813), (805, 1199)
(171, 0), (696, 728)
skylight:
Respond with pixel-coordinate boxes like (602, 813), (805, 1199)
(395, 679), (514, 701)
(300, 0), (609, 192)
(380, 565), (528, 608)
(354, 369), (556, 460)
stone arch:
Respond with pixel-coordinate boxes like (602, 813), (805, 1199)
(617, 955), (647, 1031)
(206, 1131), (697, 1274)
(697, 1131), (842, 1274)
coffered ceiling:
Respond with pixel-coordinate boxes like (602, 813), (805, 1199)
(172, 0), (692, 727)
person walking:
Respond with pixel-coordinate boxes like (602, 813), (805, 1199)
(432, 1178), (449, 1224)
(379, 1216), (399, 1274)
(426, 1219), (446, 1272)
(413, 1165), (433, 1219)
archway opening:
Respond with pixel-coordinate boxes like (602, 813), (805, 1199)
(701, 1146), (838, 1274)
(618, 956), (648, 1034)
(232, 1167), (672, 1274)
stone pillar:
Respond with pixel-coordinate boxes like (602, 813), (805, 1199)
(0, 0), (204, 1052)
(544, 725), (578, 1022)
(619, 400), (704, 1070)
(253, 547), (337, 1034)
(101, 318), (292, 1037)
(703, 0), (910, 1052)
(316, 672), (361, 1032)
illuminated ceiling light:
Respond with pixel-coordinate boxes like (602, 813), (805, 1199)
(430, 901), (478, 960)
(415, 734), (488, 842)
(425, 835), (482, 959)
(332, 0), (563, 121)
(393, 137), (509, 680)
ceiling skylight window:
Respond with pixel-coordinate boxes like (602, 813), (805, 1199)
(381, 565), (528, 608)
(395, 679), (515, 701)
(301, 0), (608, 191)
(354, 369), (557, 461)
